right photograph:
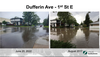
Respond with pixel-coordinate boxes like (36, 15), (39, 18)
(50, 11), (99, 48)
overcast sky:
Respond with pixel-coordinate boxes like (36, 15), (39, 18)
(0, 12), (48, 23)
(50, 11), (99, 24)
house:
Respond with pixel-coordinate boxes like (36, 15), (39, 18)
(50, 19), (75, 28)
(10, 17), (23, 25)
(90, 21), (99, 31)
(50, 19), (61, 27)
(0, 22), (2, 25)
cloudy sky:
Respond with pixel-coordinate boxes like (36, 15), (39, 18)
(0, 12), (48, 23)
(50, 11), (99, 24)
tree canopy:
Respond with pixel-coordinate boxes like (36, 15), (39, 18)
(57, 12), (71, 27)
(84, 12), (90, 27)
(2, 20), (7, 24)
(22, 12), (40, 25)
(43, 19), (48, 26)
(43, 15), (49, 26)
(66, 15), (77, 27)
(57, 12), (79, 27)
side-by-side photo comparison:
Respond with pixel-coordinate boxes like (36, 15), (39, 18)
(0, 11), (99, 48)
(0, 12), (49, 48)
(50, 11), (99, 48)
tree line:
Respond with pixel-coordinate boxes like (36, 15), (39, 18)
(57, 12), (99, 28)
(81, 12), (99, 27)
(43, 15), (49, 26)
(1, 12), (49, 26)
(57, 12), (79, 27)
(23, 12), (40, 25)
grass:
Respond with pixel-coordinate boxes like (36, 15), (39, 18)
(44, 26), (49, 28)
(51, 40), (76, 48)
(83, 27), (89, 28)
(16, 26), (30, 27)
(32, 25), (34, 26)
(3, 25), (30, 27)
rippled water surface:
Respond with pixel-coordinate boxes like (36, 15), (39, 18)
(0, 26), (49, 48)
(51, 28), (99, 48)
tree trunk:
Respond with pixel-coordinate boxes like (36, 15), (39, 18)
(28, 20), (29, 26)
(64, 19), (65, 27)
(69, 24), (71, 28)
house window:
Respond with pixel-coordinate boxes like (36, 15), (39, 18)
(91, 24), (93, 26)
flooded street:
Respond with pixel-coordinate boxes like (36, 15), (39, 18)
(0, 26), (49, 48)
(51, 28), (99, 48)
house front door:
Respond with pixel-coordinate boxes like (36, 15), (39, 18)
(17, 22), (18, 25)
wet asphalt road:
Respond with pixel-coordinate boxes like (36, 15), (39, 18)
(0, 26), (49, 48)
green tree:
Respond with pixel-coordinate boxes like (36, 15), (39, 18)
(43, 15), (49, 26)
(83, 19), (93, 27)
(22, 12), (40, 25)
(89, 20), (93, 23)
(57, 12), (71, 27)
(81, 22), (83, 25)
(66, 15), (77, 27)
(43, 18), (48, 26)
(84, 12), (90, 27)
(97, 18), (99, 21)
(31, 14), (40, 25)
(57, 12), (78, 27)
(75, 22), (79, 26)
(23, 12), (34, 25)
(2, 20), (7, 24)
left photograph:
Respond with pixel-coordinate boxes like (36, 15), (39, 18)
(0, 12), (49, 48)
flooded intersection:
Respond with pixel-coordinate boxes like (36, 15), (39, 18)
(0, 26), (49, 48)
(51, 28), (99, 48)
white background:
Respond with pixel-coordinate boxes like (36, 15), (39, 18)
(0, 0), (100, 56)
(0, 0), (100, 11)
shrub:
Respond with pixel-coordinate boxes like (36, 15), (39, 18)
(24, 24), (28, 26)
(51, 40), (76, 48)
(60, 26), (64, 28)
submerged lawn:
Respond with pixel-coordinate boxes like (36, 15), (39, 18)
(44, 26), (49, 28)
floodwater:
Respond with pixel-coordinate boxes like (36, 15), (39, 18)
(51, 27), (99, 48)
(0, 26), (49, 48)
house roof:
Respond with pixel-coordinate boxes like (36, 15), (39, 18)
(50, 19), (60, 21)
(90, 21), (99, 24)
(10, 18), (23, 20)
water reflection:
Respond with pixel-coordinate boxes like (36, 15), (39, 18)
(43, 27), (49, 33)
(82, 28), (90, 41)
(51, 28), (99, 48)
(0, 26), (49, 48)
(51, 28), (79, 42)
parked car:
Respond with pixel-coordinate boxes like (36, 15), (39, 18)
(40, 25), (42, 27)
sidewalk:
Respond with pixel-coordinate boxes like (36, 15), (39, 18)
(33, 35), (49, 48)
(0, 28), (2, 31)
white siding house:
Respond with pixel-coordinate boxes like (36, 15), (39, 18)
(50, 19), (61, 27)
(10, 18), (23, 25)
(90, 21), (99, 31)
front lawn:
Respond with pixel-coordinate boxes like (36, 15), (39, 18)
(44, 26), (49, 28)
(51, 40), (76, 48)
